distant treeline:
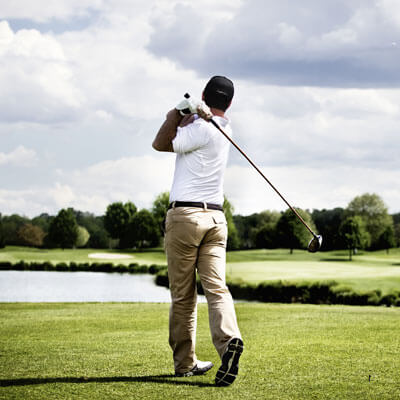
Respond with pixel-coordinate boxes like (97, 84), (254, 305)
(0, 192), (399, 254)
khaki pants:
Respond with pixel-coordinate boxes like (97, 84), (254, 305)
(164, 206), (241, 374)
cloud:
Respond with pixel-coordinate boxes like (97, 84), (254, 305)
(0, 145), (37, 166)
(0, 154), (175, 217)
(224, 164), (400, 215)
(0, 21), (85, 123)
(0, 0), (105, 23)
(147, 0), (400, 87)
(230, 83), (400, 170)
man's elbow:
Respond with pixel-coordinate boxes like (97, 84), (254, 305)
(152, 140), (161, 151)
(152, 140), (172, 152)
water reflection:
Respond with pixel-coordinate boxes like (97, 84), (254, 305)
(0, 271), (207, 303)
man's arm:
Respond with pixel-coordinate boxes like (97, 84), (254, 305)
(152, 109), (183, 152)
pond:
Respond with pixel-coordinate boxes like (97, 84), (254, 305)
(0, 271), (207, 303)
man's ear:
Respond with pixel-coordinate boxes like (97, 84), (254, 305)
(202, 92), (205, 101)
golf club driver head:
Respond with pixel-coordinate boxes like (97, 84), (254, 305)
(308, 235), (322, 253)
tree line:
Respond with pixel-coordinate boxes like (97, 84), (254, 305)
(0, 192), (398, 256)
(233, 193), (399, 258)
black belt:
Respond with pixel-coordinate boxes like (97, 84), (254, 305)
(168, 201), (223, 211)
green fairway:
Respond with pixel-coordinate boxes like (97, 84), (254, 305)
(227, 260), (400, 294)
(0, 303), (399, 399)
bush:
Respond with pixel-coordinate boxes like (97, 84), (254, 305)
(17, 224), (46, 247)
(55, 263), (69, 271)
(0, 261), (13, 270)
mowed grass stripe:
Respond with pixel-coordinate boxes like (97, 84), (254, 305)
(226, 260), (400, 294)
(0, 303), (399, 399)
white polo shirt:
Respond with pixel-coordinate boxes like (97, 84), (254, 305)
(169, 115), (231, 205)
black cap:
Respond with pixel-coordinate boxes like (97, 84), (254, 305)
(203, 76), (234, 111)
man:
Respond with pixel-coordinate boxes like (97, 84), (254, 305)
(152, 76), (243, 386)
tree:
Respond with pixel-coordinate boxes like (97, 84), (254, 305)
(17, 223), (45, 247)
(252, 211), (280, 249)
(71, 210), (110, 248)
(89, 227), (111, 249)
(254, 222), (276, 249)
(376, 225), (396, 254)
(1, 214), (30, 245)
(75, 226), (90, 248)
(104, 202), (137, 243)
(47, 209), (78, 249)
(276, 208), (315, 254)
(312, 208), (345, 250)
(0, 214), (5, 248)
(223, 197), (240, 250)
(233, 210), (280, 249)
(31, 213), (53, 234)
(124, 209), (160, 249)
(151, 191), (170, 237)
(339, 216), (370, 261)
(346, 193), (393, 249)
(392, 213), (400, 247)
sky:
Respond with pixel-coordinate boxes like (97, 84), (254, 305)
(0, 0), (399, 218)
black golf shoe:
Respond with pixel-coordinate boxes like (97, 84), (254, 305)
(215, 338), (244, 386)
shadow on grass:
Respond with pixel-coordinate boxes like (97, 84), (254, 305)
(320, 258), (350, 262)
(0, 374), (215, 388)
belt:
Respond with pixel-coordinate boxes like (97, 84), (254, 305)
(168, 201), (223, 212)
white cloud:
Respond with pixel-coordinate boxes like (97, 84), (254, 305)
(0, 154), (175, 217)
(0, 21), (85, 123)
(0, 145), (37, 166)
(0, 0), (105, 22)
(225, 164), (400, 215)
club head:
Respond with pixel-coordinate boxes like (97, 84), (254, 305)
(308, 235), (322, 253)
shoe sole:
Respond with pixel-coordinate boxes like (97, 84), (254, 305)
(215, 338), (244, 386)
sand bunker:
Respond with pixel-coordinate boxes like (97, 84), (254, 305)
(88, 253), (134, 260)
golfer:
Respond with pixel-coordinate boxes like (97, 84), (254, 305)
(152, 76), (243, 386)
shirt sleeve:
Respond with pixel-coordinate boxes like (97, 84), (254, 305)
(172, 119), (210, 154)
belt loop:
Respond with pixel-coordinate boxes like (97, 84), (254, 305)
(203, 202), (207, 211)
(172, 201), (176, 210)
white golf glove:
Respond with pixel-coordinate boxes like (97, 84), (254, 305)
(176, 94), (213, 121)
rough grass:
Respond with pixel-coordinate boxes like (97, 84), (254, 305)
(0, 303), (399, 399)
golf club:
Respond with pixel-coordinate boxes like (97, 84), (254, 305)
(184, 93), (322, 252)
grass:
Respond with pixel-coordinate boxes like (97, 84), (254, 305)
(0, 302), (399, 399)
(1, 246), (400, 294)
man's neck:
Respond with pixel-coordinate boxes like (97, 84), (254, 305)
(210, 108), (225, 118)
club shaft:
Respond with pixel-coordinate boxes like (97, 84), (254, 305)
(210, 118), (317, 238)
